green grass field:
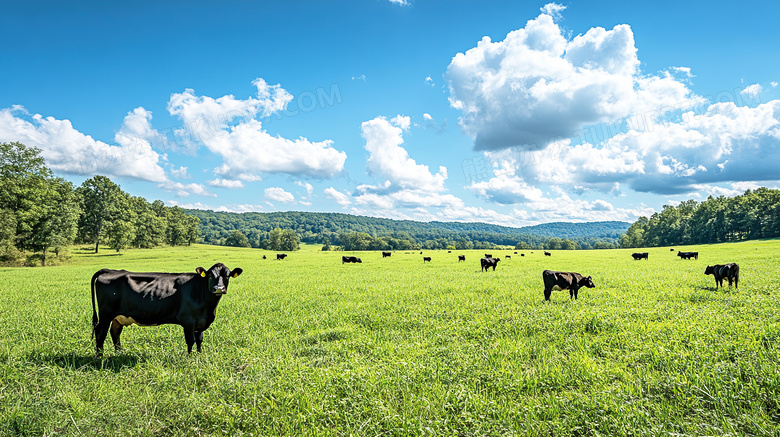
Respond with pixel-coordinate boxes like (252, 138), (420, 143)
(1, 240), (779, 436)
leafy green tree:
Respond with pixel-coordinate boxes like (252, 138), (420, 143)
(268, 228), (300, 251)
(106, 219), (136, 252)
(224, 230), (251, 247)
(165, 206), (190, 246)
(28, 178), (80, 265)
(76, 175), (126, 253)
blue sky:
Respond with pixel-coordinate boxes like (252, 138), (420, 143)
(2, 0), (778, 226)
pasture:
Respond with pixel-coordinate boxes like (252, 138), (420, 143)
(1, 240), (780, 436)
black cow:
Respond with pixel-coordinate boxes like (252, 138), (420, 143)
(505, 255), (511, 259)
(484, 253), (492, 258)
(277, 253), (288, 260)
(544, 251), (551, 256)
(382, 252), (391, 258)
(670, 248), (675, 251)
(458, 255), (465, 262)
(262, 255), (266, 260)
(677, 251), (698, 260)
(342, 256), (362, 264)
(705, 263), (739, 289)
(521, 254), (525, 257)
(91, 263), (243, 355)
(448, 250), (452, 253)
(514, 251), (518, 254)
(632, 252), (649, 260)
(423, 257), (432, 263)
(542, 270), (595, 301)
(480, 257), (500, 272)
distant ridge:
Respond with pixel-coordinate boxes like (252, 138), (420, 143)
(186, 209), (630, 249)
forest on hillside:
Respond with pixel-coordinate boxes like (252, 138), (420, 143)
(619, 187), (780, 248)
(185, 209), (628, 251)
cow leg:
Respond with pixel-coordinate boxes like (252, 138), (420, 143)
(183, 326), (196, 354)
(110, 319), (124, 351)
(195, 331), (204, 353)
(544, 288), (552, 301)
(94, 316), (112, 356)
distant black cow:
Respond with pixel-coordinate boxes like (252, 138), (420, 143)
(484, 253), (492, 258)
(448, 250), (452, 253)
(677, 251), (698, 260)
(544, 251), (551, 256)
(277, 253), (287, 260)
(382, 251), (391, 258)
(458, 255), (465, 262)
(632, 252), (649, 260)
(670, 248), (675, 251)
(705, 263), (739, 289)
(480, 257), (500, 272)
(91, 263), (243, 355)
(521, 254), (525, 257)
(505, 255), (511, 259)
(514, 251), (518, 254)
(423, 257), (432, 263)
(262, 255), (266, 259)
(420, 251), (423, 254)
(542, 270), (594, 301)
(342, 256), (362, 264)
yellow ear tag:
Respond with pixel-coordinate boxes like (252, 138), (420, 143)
(200, 271), (206, 277)
(231, 272), (238, 278)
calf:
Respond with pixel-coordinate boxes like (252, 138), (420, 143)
(91, 263), (243, 355)
(705, 263), (739, 289)
(677, 251), (698, 260)
(631, 252), (649, 260)
(342, 256), (362, 264)
(458, 255), (465, 262)
(484, 253), (492, 258)
(480, 257), (500, 272)
(542, 270), (595, 301)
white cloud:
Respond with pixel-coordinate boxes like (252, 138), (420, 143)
(296, 181), (314, 196)
(361, 116), (447, 193)
(324, 187), (352, 207)
(0, 106), (168, 183)
(389, 0), (410, 5)
(352, 75), (367, 81)
(208, 178), (244, 189)
(425, 76), (435, 87)
(423, 113), (433, 121)
(446, 6), (698, 151)
(168, 79), (347, 178)
(740, 83), (762, 99)
(170, 166), (190, 179)
(158, 181), (216, 198)
(772, 82), (778, 88)
(264, 187), (295, 203)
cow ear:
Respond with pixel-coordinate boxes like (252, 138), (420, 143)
(196, 267), (206, 277)
(231, 268), (243, 278)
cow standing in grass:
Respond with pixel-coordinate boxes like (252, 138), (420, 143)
(542, 270), (595, 301)
(91, 263), (242, 355)
(705, 263), (739, 289)
(481, 257), (500, 272)
(632, 252), (649, 260)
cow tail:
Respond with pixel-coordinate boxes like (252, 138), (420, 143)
(90, 270), (105, 339)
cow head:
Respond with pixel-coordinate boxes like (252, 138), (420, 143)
(704, 266), (715, 275)
(580, 276), (595, 288)
(357, 258), (362, 263)
(196, 263), (243, 295)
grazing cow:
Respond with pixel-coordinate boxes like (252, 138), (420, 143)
(448, 250), (452, 253)
(631, 252), (649, 260)
(458, 255), (465, 262)
(262, 255), (266, 259)
(521, 254), (525, 257)
(542, 270), (595, 301)
(505, 255), (511, 259)
(382, 252), (391, 258)
(484, 254), (492, 258)
(480, 257), (500, 272)
(420, 251), (423, 254)
(544, 251), (551, 257)
(514, 251), (518, 254)
(276, 253), (287, 260)
(342, 256), (362, 264)
(677, 251), (698, 260)
(705, 263), (739, 289)
(91, 263), (243, 355)
(423, 257), (432, 263)
(670, 248), (675, 251)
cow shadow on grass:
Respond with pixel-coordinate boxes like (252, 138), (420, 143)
(26, 352), (147, 372)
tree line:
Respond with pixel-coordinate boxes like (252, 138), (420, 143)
(0, 142), (199, 266)
(619, 187), (780, 248)
(187, 209), (625, 251)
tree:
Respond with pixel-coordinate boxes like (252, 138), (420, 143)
(27, 178), (80, 265)
(76, 175), (126, 253)
(224, 230), (251, 248)
(268, 228), (300, 251)
(106, 219), (136, 252)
